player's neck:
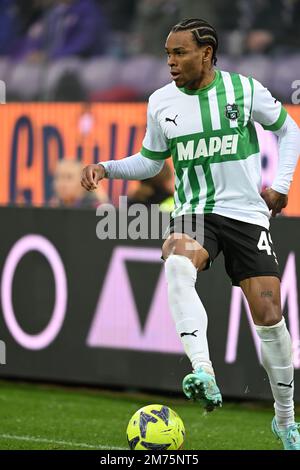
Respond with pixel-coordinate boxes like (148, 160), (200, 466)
(186, 68), (216, 91)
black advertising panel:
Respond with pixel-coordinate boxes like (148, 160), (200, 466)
(0, 207), (299, 401)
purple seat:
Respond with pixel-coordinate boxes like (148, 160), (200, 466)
(80, 57), (120, 92)
(43, 57), (82, 99)
(270, 55), (300, 101)
(9, 62), (45, 99)
(234, 55), (273, 84)
(119, 55), (161, 95)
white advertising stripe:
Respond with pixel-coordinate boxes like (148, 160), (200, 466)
(221, 71), (238, 128)
(207, 87), (221, 130)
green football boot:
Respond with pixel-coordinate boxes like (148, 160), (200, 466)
(182, 367), (222, 412)
(272, 417), (300, 450)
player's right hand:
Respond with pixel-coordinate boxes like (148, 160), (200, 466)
(260, 187), (288, 217)
(81, 164), (106, 191)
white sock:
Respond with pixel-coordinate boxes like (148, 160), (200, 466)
(255, 318), (295, 429)
(164, 254), (214, 375)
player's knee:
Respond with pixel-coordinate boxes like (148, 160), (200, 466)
(262, 314), (282, 327)
(162, 236), (208, 271)
(258, 299), (282, 326)
(164, 254), (197, 291)
(162, 236), (185, 260)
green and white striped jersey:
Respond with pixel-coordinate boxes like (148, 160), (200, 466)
(140, 70), (287, 228)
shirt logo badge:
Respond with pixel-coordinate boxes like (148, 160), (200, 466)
(165, 114), (178, 126)
(225, 103), (240, 121)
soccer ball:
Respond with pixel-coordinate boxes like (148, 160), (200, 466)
(126, 404), (185, 450)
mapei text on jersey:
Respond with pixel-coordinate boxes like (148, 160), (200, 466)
(177, 134), (239, 160)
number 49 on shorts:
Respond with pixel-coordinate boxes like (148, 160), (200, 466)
(257, 230), (279, 264)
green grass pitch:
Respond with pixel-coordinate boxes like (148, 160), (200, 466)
(0, 380), (297, 450)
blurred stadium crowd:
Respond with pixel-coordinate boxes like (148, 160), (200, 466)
(1, 0), (300, 210)
(0, 0), (300, 102)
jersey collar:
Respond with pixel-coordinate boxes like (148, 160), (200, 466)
(178, 69), (220, 95)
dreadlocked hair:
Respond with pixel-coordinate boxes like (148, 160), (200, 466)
(171, 18), (218, 65)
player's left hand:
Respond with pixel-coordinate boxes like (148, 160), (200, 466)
(260, 187), (288, 217)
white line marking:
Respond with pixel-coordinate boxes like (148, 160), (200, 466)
(0, 433), (128, 450)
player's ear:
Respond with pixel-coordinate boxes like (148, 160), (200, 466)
(202, 45), (213, 63)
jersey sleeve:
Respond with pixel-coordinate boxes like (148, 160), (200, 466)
(140, 98), (170, 160)
(251, 78), (287, 131)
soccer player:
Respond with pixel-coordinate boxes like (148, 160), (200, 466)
(81, 18), (300, 450)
